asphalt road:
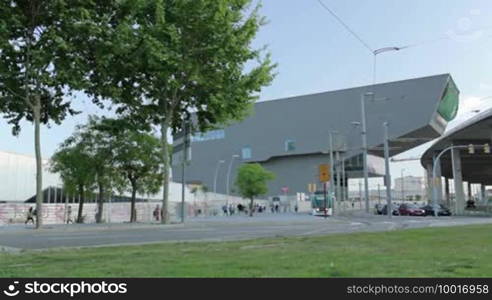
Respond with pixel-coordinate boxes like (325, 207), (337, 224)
(1, 212), (492, 251)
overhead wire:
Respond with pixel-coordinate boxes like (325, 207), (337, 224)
(316, 0), (374, 54)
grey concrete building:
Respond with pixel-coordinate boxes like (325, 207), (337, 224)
(173, 74), (459, 199)
(421, 106), (492, 215)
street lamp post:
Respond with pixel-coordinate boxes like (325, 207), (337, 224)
(360, 92), (371, 213)
(432, 145), (470, 216)
(328, 131), (337, 215)
(213, 160), (226, 194)
(226, 155), (240, 205)
(361, 46), (405, 213)
(383, 122), (392, 219)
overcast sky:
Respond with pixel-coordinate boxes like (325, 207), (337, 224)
(1, 0), (492, 189)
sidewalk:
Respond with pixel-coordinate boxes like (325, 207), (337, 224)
(0, 221), (185, 235)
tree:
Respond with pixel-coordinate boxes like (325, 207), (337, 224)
(0, 1), (116, 228)
(84, 0), (276, 224)
(50, 144), (95, 223)
(235, 163), (274, 216)
(64, 116), (117, 223)
(111, 130), (164, 223)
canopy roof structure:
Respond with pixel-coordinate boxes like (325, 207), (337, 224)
(421, 107), (492, 185)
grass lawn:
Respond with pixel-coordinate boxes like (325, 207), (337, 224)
(1, 224), (492, 277)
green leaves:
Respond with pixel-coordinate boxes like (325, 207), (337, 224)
(0, 0), (110, 132)
(111, 128), (164, 197)
(51, 116), (164, 202)
(83, 0), (276, 134)
(235, 163), (275, 200)
(50, 142), (97, 195)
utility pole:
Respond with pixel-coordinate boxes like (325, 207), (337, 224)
(329, 132), (335, 215)
(336, 151), (341, 212)
(213, 160), (225, 193)
(341, 155), (345, 203)
(383, 122), (392, 219)
(360, 93), (371, 213)
(358, 180), (362, 209)
(226, 154), (240, 205)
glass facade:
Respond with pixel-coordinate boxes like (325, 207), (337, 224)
(437, 79), (459, 122)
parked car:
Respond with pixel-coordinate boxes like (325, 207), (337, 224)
(398, 203), (425, 216)
(381, 204), (399, 216)
(374, 204), (384, 215)
(421, 204), (452, 216)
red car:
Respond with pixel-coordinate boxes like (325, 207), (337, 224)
(398, 203), (425, 216)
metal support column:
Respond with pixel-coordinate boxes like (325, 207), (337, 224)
(481, 184), (487, 204)
(336, 151), (341, 209)
(467, 182), (473, 202)
(434, 155), (443, 204)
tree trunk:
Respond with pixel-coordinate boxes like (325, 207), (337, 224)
(161, 117), (170, 224)
(77, 185), (85, 223)
(249, 197), (254, 217)
(130, 181), (137, 223)
(33, 96), (43, 229)
(95, 181), (104, 223)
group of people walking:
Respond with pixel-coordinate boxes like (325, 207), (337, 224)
(222, 203), (263, 215)
(25, 206), (75, 225)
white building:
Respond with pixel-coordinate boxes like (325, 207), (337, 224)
(0, 150), (192, 203)
(394, 176), (425, 201)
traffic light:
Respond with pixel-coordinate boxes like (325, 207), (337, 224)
(468, 144), (475, 154)
(484, 143), (491, 154)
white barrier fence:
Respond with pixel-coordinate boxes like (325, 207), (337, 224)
(0, 192), (270, 225)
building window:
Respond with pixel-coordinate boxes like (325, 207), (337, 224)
(242, 146), (252, 159)
(285, 139), (296, 152)
(437, 79), (459, 122)
(191, 129), (225, 143)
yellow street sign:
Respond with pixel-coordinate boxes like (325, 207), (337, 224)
(319, 164), (330, 182)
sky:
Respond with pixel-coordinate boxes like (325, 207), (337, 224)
(1, 0), (492, 189)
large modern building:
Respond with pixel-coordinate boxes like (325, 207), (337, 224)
(174, 74), (459, 199)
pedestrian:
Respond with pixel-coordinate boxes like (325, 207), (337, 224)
(294, 204), (298, 213)
(222, 204), (228, 216)
(66, 206), (73, 224)
(25, 207), (35, 224)
(153, 205), (160, 221)
(275, 203), (279, 213)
